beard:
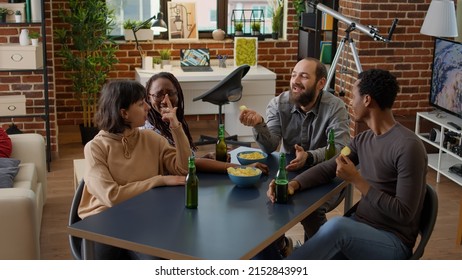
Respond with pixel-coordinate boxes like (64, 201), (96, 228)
(289, 82), (318, 107)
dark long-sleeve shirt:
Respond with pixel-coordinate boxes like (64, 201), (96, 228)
(293, 123), (428, 248)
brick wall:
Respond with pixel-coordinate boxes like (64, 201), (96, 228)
(0, 0), (438, 152)
(336, 0), (434, 133)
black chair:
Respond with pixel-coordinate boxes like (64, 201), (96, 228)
(68, 179), (84, 260)
(193, 64), (252, 147)
(344, 184), (438, 259)
(410, 184), (438, 260)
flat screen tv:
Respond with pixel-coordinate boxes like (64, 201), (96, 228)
(429, 38), (462, 117)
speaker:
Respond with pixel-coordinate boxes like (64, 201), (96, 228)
(429, 128), (442, 143)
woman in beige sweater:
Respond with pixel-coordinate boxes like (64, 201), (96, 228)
(78, 80), (191, 259)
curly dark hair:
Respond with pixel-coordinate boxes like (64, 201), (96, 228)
(357, 69), (399, 110)
(95, 80), (146, 134)
(145, 72), (197, 151)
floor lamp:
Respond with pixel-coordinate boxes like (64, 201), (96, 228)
(420, 0), (458, 37)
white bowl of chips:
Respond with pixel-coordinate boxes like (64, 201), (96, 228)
(227, 166), (262, 187)
(236, 151), (268, 165)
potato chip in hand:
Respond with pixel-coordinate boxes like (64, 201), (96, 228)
(340, 146), (351, 156)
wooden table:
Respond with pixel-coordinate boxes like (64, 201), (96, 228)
(68, 147), (348, 259)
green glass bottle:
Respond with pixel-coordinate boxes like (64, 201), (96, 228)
(185, 156), (198, 209)
(275, 152), (288, 204)
(325, 128), (336, 160)
(216, 124), (227, 162)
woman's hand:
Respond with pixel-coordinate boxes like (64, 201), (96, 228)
(162, 175), (186, 186)
(248, 162), (269, 175)
(287, 144), (308, 171)
(160, 95), (180, 128)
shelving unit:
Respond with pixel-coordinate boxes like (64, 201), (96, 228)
(298, 0), (338, 62)
(0, 0), (51, 171)
(415, 111), (462, 186)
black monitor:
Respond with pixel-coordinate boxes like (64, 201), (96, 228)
(429, 38), (462, 118)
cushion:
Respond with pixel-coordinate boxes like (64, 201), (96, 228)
(0, 158), (20, 188)
(0, 128), (12, 158)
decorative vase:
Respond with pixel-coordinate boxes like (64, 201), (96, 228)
(212, 29), (225, 40)
(19, 29), (30, 46)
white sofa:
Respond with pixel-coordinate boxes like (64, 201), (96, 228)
(0, 133), (47, 260)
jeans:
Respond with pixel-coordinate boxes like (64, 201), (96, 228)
(286, 216), (412, 260)
(253, 192), (342, 260)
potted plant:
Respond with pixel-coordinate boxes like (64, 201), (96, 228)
(123, 19), (153, 42)
(251, 22), (261, 36)
(159, 49), (171, 67)
(270, 0), (283, 39)
(28, 30), (40, 46)
(0, 7), (8, 23)
(234, 21), (244, 36)
(153, 57), (162, 70)
(55, 0), (119, 145)
(14, 10), (21, 23)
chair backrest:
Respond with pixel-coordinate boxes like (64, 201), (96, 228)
(192, 64), (250, 106)
(68, 179), (84, 260)
(410, 184), (438, 260)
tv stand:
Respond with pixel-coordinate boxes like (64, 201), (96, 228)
(415, 111), (462, 186)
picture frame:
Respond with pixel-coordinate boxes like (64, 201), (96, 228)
(234, 37), (258, 67)
(167, 2), (198, 41)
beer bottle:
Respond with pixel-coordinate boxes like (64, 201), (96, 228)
(325, 128), (336, 160)
(185, 156), (198, 209)
(275, 152), (288, 204)
(216, 124), (227, 162)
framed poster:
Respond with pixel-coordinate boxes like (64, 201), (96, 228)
(167, 2), (198, 40)
(234, 37), (258, 67)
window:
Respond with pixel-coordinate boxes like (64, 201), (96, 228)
(106, 0), (282, 39)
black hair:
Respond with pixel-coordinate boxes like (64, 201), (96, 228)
(357, 69), (399, 110)
(145, 72), (197, 151)
(95, 80), (146, 134)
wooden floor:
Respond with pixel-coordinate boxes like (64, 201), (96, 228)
(41, 122), (462, 259)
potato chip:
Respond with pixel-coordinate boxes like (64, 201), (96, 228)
(238, 151), (265, 160)
(239, 105), (248, 111)
(341, 146), (351, 156)
(227, 167), (261, 176)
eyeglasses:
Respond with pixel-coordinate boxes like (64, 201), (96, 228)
(149, 91), (178, 101)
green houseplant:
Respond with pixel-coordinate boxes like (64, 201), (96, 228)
(55, 0), (118, 144)
(123, 19), (153, 41)
(270, 0), (283, 39)
(0, 7), (8, 23)
(159, 49), (171, 67)
(234, 21), (244, 36)
(251, 22), (261, 36)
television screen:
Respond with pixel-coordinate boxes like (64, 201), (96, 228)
(429, 38), (462, 117)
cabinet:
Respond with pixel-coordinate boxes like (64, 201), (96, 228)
(415, 111), (462, 186)
(0, 0), (51, 171)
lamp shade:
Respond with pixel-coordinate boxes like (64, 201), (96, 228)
(151, 12), (168, 32)
(421, 0), (458, 37)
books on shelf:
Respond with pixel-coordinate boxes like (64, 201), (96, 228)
(322, 12), (334, 30)
(320, 41), (332, 64)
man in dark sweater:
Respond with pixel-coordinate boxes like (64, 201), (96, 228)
(271, 69), (428, 259)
